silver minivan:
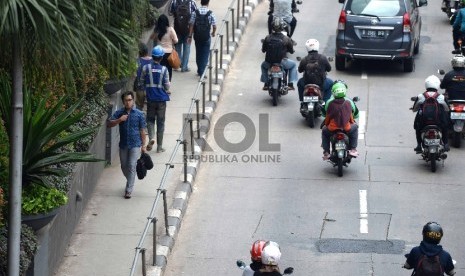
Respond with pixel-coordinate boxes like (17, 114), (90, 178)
(335, 0), (428, 72)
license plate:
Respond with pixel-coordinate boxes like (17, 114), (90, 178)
(424, 139), (440, 146)
(450, 112), (465, 119)
(303, 96), (319, 102)
(361, 29), (385, 38)
(335, 142), (346, 150)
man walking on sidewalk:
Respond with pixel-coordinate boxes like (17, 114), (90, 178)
(187, 0), (217, 77)
(139, 46), (171, 153)
(107, 91), (147, 199)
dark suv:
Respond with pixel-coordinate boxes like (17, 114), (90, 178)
(335, 0), (427, 72)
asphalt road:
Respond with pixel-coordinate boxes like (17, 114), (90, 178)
(164, 0), (465, 275)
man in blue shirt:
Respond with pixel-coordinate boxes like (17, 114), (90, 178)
(108, 91), (147, 199)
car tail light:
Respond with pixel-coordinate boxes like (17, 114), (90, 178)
(338, 10), (346, 31)
(456, 104), (465, 112)
(403, 13), (411, 33)
(336, 133), (345, 140)
(427, 130), (437, 139)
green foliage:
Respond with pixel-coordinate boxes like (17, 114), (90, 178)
(0, 225), (38, 276)
(22, 184), (68, 215)
(0, 188), (4, 227)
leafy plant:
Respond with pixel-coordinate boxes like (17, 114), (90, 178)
(0, 188), (4, 227)
(22, 184), (68, 215)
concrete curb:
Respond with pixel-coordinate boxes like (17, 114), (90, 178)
(146, 0), (261, 275)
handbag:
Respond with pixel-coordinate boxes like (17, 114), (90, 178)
(167, 48), (181, 69)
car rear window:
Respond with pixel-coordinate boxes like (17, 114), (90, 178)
(347, 0), (405, 17)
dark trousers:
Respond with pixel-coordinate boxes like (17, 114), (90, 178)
(322, 124), (358, 153)
(195, 38), (211, 76)
(146, 101), (166, 141)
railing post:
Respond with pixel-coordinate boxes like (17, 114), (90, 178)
(209, 49), (213, 100)
(152, 217), (157, 266)
(237, 0), (240, 28)
(195, 99), (201, 139)
(231, 9), (236, 42)
(225, 21), (230, 54)
(219, 34), (224, 70)
(188, 118), (195, 156)
(160, 189), (169, 236)
(202, 81), (206, 116)
(214, 49), (219, 84)
(183, 140), (188, 183)
(141, 248), (147, 276)
(242, 0), (245, 17)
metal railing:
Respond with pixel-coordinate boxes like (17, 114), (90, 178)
(129, 0), (251, 274)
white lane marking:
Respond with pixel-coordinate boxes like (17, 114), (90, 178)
(359, 190), (368, 234)
(361, 71), (368, 79)
(358, 111), (366, 140)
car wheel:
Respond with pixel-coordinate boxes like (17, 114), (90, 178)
(335, 55), (346, 71)
(403, 58), (414, 72)
(414, 40), (420, 55)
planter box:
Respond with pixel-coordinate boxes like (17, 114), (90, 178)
(22, 208), (60, 232)
(149, 0), (170, 8)
(103, 78), (129, 95)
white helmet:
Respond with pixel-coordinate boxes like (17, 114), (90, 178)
(305, 39), (320, 52)
(451, 55), (465, 68)
(261, 243), (281, 266)
(425, 75), (440, 91)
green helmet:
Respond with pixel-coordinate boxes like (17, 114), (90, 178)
(331, 82), (347, 98)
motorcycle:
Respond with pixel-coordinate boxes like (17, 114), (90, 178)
(300, 84), (323, 128)
(322, 97), (359, 177)
(268, 1), (302, 37)
(267, 63), (288, 106)
(236, 260), (294, 275)
(410, 96), (447, 172)
(442, 0), (461, 18)
(449, 99), (465, 147)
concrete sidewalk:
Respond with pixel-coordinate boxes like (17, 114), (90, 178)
(54, 0), (261, 275)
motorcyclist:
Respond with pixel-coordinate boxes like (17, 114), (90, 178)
(261, 17), (298, 91)
(267, 0), (297, 37)
(253, 242), (283, 276)
(297, 38), (333, 111)
(403, 222), (456, 275)
(412, 75), (450, 153)
(321, 81), (359, 160)
(440, 55), (465, 100)
(451, 0), (465, 53)
(242, 240), (266, 276)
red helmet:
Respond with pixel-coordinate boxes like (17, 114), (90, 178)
(250, 240), (266, 261)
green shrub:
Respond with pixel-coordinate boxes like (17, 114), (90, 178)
(22, 184), (68, 215)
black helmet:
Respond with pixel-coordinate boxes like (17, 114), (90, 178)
(271, 17), (286, 33)
(422, 222), (443, 244)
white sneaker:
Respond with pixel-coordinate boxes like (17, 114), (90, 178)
(147, 139), (155, 151)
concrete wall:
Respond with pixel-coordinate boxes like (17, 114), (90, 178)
(30, 114), (109, 276)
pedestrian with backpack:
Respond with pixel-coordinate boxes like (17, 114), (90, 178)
(412, 75), (450, 153)
(260, 17), (298, 91)
(169, 0), (197, 72)
(187, 0), (217, 77)
(403, 222), (456, 276)
(297, 38), (332, 111)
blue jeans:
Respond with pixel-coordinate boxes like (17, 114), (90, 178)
(321, 124), (358, 153)
(120, 147), (140, 193)
(298, 77), (334, 102)
(176, 34), (191, 71)
(195, 38), (211, 76)
(261, 58), (298, 84)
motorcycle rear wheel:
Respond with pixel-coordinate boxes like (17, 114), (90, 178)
(306, 111), (315, 128)
(271, 89), (278, 106)
(453, 132), (461, 148)
(430, 153), (437, 172)
(337, 159), (343, 177)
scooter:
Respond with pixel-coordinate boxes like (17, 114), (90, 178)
(267, 0), (302, 37)
(449, 99), (465, 147)
(236, 260), (294, 275)
(443, 0), (461, 18)
(300, 84), (323, 128)
(267, 63), (288, 106)
(323, 97), (359, 177)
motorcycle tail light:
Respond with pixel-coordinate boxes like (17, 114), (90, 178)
(427, 130), (437, 139)
(271, 66), (281, 73)
(336, 133), (345, 140)
(455, 104), (465, 112)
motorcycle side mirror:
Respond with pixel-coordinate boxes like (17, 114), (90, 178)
(236, 260), (246, 269)
(410, 96), (418, 101)
(296, 56), (302, 61)
(438, 69), (445, 75)
(418, 0), (428, 7)
(296, 0), (303, 4)
(328, 56), (334, 62)
(283, 267), (294, 274)
(352, 96), (359, 102)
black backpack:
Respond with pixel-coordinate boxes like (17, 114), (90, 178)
(174, 0), (191, 36)
(304, 58), (325, 86)
(421, 91), (440, 126)
(193, 10), (212, 42)
(415, 254), (444, 276)
(265, 35), (285, 64)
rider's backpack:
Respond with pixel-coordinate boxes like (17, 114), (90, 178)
(173, 0), (191, 36)
(415, 254), (444, 276)
(193, 10), (212, 42)
(265, 35), (285, 64)
(421, 91), (441, 126)
(304, 58), (325, 86)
